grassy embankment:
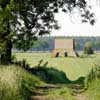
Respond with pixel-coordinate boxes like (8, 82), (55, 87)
(0, 65), (45, 100)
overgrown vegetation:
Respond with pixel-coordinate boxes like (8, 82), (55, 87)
(30, 67), (70, 84)
(84, 65), (100, 87)
(86, 79), (100, 100)
(0, 65), (45, 100)
(84, 65), (100, 100)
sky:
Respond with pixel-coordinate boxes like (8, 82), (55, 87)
(51, 0), (100, 37)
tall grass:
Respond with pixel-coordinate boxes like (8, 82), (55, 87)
(86, 79), (100, 100)
(84, 64), (100, 88)
(0, 65), (45, 100)
(84, 65), (100, 100)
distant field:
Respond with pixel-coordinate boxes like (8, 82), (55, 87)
(13, 52), (100, 81)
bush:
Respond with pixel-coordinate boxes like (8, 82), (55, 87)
(84, 41), (94, 54)
(30, 67), (70, 84)
(84, 47), (94, 54)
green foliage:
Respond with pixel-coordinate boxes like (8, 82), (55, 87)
(75, 42), (81, 50)
(32, 39), (49, 50)
(0, 0), (96, 64)
(84, 41), (94, 54)
(31, 67), (70, 84)
(84, 47), (94, 54)
(94, 40), (100, 50)
(0, 0), (16, 64)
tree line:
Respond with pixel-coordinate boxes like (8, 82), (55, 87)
(13, 37), (100, 52)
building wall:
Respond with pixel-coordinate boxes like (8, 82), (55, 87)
(54, 38), (75, 50)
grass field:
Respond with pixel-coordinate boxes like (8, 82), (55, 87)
(0, 52), (100, 100)
(13, 52), (100, 81)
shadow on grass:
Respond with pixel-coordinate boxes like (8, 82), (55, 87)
(14, 59), (85, 86)
(79, 54), (96, 58)
(28, 59), (85, 86)
(29, 66), (70, 84)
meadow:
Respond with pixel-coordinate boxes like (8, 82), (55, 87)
(13, 52), (100, 81)
(0, 52), (100, 100)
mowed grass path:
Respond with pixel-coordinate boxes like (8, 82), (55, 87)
(13, 52), (100, 81)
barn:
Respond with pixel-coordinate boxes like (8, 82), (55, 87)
(52, 37), (78, 57)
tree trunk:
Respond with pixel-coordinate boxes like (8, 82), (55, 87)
(1, 40), (12, 64)
(0, 20), (12, 65)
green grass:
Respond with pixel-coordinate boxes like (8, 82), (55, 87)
(0, 65), (45, 100)
(13, 52), (100, 80)
(1, 52), (100, 100)
(46, 86), (76, 100)
(86, 79), (100, 100)
(84, 65), (100, 100)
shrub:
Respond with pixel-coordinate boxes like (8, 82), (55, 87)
(84, 41), (94, 54)
(30, 67), (70, 84)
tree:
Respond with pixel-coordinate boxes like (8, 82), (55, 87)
(84, 41), (94, 54)
(0, 0), (15, 64)
(75, 42), (81, 50)
(94, 40), (100, 50)
(0, 0), (96, 64)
